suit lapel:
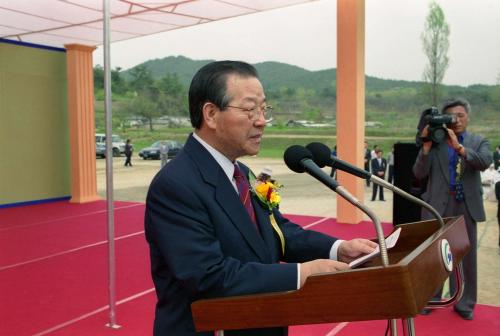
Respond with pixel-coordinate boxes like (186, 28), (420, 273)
(185, 135), (269, 262)
(242, 164), (278, 262)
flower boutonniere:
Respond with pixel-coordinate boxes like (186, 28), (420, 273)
(249, 169), (282, 210)
(249, 167), (285, 255)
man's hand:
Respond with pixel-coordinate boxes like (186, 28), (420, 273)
(300, 259), (349, 287)
(337, 239), (378, 263)
(445, 127), (460, 148)
(420, 125), (433, 154)
(445, 127), (466, 157)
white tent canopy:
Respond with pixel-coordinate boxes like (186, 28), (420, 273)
(1, 0), (317, 48)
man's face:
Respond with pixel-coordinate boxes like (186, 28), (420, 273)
(212, 74), (266, 161)
(445, 105), (468, 135)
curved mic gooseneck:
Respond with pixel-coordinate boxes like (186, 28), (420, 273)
(305, 142), (445, 228)
(284, 145), (389, 267)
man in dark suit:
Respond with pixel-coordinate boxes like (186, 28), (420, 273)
(364, 141), (371, 186)
(371, 149), (387, 201)
(413, 97), (492, 320)
(493, 145), (500, 170)
(144, 61), (377, 336)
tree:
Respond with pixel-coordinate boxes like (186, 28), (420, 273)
(111, 67), (127, 94)
(157, 73), (184, 98)
(421, 1), (450, 106)
(94, 65), (127, 94)
(156, 73), (188, 117)
(93, 65), (104, 90)
(491, 71), (500, 107)
(129, 64), (154, 93)
(122, 94), (160, 131)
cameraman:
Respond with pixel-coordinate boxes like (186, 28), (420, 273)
(412, 97), (492, 320)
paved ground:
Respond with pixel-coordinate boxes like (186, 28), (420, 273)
(97, 155), (500, 306)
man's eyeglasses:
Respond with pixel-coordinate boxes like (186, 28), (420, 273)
(225, 105), (273, 123)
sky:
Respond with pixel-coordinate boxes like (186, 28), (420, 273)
(93, 0), (500, 86)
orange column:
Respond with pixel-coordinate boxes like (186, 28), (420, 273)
(336, 0), (365, 224)
(65, 44), (100, 203)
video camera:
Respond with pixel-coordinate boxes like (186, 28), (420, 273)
(416, 107), (457, 145)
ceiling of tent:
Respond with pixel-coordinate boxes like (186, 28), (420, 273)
(0, 0), (318, 48)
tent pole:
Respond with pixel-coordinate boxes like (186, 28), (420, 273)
(103, 0), (120, 329)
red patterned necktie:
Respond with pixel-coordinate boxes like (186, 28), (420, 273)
(233, 164), (258, 231)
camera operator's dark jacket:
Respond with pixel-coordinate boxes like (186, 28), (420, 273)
(412, 133), (492, 221)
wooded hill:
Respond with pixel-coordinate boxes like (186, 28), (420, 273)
(120, 55), (499, 117)
(95, 55), (499, 145)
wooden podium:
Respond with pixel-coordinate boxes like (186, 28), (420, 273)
(191, 216), (469, 332)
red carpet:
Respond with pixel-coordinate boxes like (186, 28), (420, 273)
(1, 201), (498, 335)
(329, 303), (500, 336)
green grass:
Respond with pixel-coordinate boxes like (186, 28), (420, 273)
(116, 128), (191, 151)
(108, 127), (421, 159)
(95, 114), (499, 159)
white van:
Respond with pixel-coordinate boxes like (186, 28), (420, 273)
(95, 133), (126, 157)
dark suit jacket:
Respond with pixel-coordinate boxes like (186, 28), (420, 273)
(371, 157), (387, 178)
(495, 181), (500, 219)
(493, 150), (500, 170)
(145, 134), (337, 336)
(364, 149), (371, 170)
(412, 132), (492, 221)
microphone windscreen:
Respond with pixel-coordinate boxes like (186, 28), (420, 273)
(306, 142), (331, 168)
(283, 145), (312, 173)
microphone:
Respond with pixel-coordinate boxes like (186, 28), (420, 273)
(306, 142), (444, 228)
(283, 145), (339, 191)
(283, 145), (390, 266)
(306, 142), (371, 180)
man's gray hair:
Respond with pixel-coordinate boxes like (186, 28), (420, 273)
(441, 97), (471, 114)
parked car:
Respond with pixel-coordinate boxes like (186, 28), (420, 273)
(96, 142), (106, 158)
(139, 140), (183, 160)
(95, 133), (126, 157)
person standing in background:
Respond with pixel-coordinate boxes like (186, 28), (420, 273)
(370, 144), (379, 160)
(387, 146), (395, 184)
(364, 141), (371, 187)
(124, 139), (133, 167)
(371, 149), (386, 201)
(160, 142), (169, 168)
(493, 145), (500, 170)
(413, 97), (492, 320)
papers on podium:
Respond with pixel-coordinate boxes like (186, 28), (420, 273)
(349, 227), (402, 268)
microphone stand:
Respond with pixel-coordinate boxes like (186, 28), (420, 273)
(369, 175), (445, 228)
(334, 185), (401, 335)
(335, 185), (389, 267)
